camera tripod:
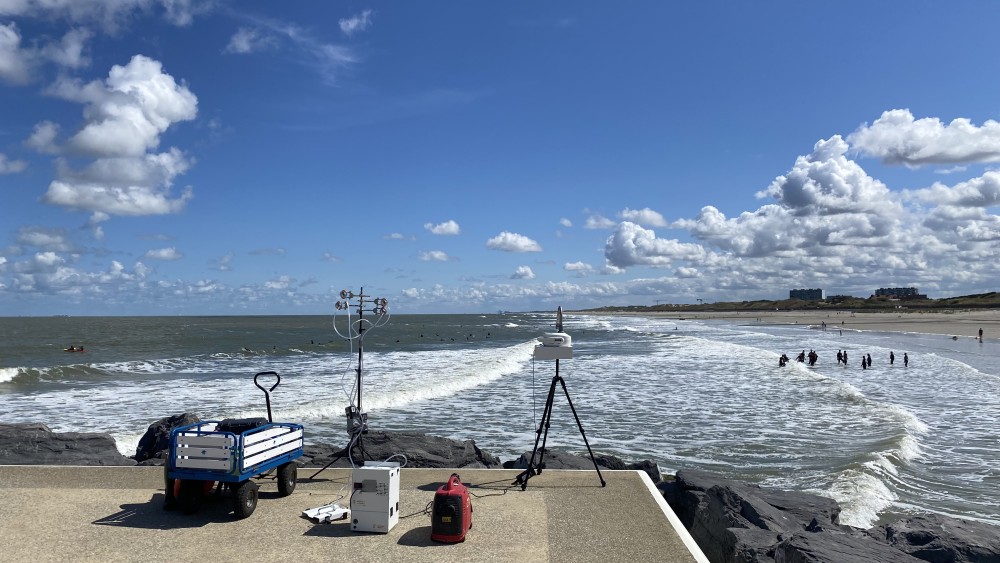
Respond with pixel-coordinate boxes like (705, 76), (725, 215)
(513, 357), (606, 490)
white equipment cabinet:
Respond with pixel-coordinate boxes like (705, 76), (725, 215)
(350, 461), (401, 533)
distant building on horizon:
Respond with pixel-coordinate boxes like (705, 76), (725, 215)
(790, 288), (825, 301)
(874, 287), (926, 299)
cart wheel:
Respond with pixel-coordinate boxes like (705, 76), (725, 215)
(277, 462), (297, 496)
(177, 480), (203, 515)
(233, 480), (258, 519)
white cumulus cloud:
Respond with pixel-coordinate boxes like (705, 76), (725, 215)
(605, 222), (707, 268)
(0, 22), (31, 84)
(52, 54), (197, 157)
(43, 149), (194, 216)
(0, 0), (202, 31)
(41, 28), (93, 69)
(17, 227), (73, 251)
(37, 55), (197, 219)
(619, 207), (667, 227)
(144, 247), (182, 260)
(0, 153), (27, 173)
(849, 109), (1000, 166)
(584, 214), (616, 229)
(424, 220), (460, 235)
(511, 265), (535, 279)
(419, 250), (451, 261)
(25, 121), (60, 154)
(486, 231), (542, 252)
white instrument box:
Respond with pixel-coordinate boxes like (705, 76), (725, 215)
(350, 461), (401, 533)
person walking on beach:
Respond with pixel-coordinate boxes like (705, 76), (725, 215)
(866, 353), (872, 368)
(904, 353), (909, 367)
(837, 350), (843, 365)
(890, 351), (895, 365)
(843, 350), (848, 366)
(980, 328), (984, 342)
(861, 357), (867, 370)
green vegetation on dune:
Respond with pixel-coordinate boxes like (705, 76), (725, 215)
(583, 292), (1000, 314)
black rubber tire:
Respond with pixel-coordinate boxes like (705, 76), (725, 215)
(277, 462), (297, 496)
(177, 479), (203, 515)
(233, 480), (258, 519)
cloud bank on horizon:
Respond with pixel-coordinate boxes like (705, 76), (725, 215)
(1, 2), (999, 315)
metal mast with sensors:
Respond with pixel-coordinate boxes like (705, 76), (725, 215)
(309, 287), (389, 479)
(514, 306), (606, 490)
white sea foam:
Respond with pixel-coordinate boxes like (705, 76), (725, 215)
(827, 468), (897, 528)
(0, 367), (20, 383)
(277, 340), (537, 422)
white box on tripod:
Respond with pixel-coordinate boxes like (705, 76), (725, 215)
(350, 461), (400, 533)
(533, 344), (572, 360)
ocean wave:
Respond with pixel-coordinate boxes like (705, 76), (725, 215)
(0, 367), (23, 384)
(827, 466), (898, 528)
(277, 340), (538, 422)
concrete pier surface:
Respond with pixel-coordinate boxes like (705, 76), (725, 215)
(0, 465), (707, 563)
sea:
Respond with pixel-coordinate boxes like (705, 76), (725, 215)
(2, 312), (999, 529)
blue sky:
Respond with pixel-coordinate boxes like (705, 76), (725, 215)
(3, 1), (1000, 315)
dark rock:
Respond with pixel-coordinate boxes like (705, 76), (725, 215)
(136, 457), (165, 466)
(299, 431), (502, 469)
(508, 449), (662, 483)
(729, 528), (781, 563)
(134, 413), (201, 462)
(509, 448), (597, 471)
(870, 513), (1000, 563)
(673, 469), (841, 531)
(667, 469), (854, 563)
(0, 422), (136, 466)
(774, 531), (926, 563)
(664, 469), (1000, 563)
(628, 459), (663, 484)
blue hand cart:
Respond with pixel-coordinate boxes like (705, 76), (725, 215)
(165, 371), (304, 518)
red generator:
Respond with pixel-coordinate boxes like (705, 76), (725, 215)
(431, 473), (472, 543)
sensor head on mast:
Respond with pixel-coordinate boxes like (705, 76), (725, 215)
(534, 306), (572, 360)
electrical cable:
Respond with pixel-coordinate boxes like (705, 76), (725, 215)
(382, 453), (408, 467)
(399, 500), (434, 519)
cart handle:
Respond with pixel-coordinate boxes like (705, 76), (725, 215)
(254, 371), (280, 422)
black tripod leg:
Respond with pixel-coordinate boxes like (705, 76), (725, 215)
(534, 377), (558, 475)
(309, 451), (345, 479)
(308, 433), (365, 479)
(515, 376), (558, 489)
(556, 376), (607, 487)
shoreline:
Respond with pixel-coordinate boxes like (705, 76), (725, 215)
(573, 308), (1000, 339)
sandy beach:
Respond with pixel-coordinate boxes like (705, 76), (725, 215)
(579, 309), (1000, 340)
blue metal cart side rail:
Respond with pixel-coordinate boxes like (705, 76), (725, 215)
(168, 420), (304, 483)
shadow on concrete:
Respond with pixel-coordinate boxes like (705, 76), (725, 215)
(92, 494), (236, 529)
(397, 526), (441, 547)
(301, 521), (355, 537)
